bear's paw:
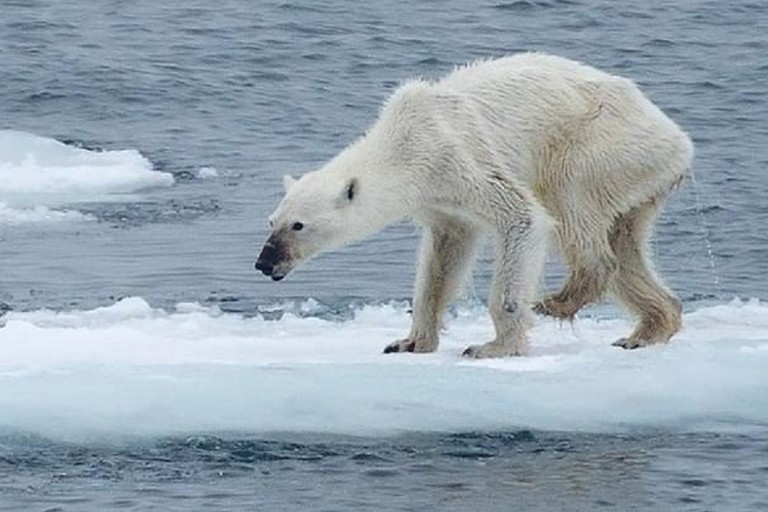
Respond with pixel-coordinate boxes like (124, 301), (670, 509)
(462, 340), (527, 359)
(383, 337), (438, 354)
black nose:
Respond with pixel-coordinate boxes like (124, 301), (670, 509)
(255, 259), (273, 276)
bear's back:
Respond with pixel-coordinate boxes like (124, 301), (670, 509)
(436, 53), (618, 94)
(435, 52), (618, 92)
(428, 53), (664, 149)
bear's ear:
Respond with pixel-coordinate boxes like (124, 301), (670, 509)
(344, 178), (357, 202)
(336, 178), (357, 209)
(283, 175), (297, 192)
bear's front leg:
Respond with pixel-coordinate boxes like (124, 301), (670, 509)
(462, 188), (551, 359)
(384, 215), (480, 354)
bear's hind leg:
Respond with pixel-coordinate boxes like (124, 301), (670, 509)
(384, 215), (481, 354)
(534, 226), (617, 320)
(609, 199), (682, 349)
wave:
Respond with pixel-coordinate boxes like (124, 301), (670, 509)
(1, 298), (766, 440)
(0, 130), (173, 225)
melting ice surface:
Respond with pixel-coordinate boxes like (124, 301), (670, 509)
(0, 298), (766, 441)
(0, 130), (173, 225)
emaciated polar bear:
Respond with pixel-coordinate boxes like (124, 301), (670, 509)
(255, 53), (692, 358)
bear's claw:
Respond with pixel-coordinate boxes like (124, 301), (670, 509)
(383, 338), (436, 354)
(533, 297), (579, 320)
(612, 336), (667, 350)
(462, 341), (526, 359)
(383, 340), (415, 353)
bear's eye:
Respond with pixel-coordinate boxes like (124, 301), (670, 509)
(292, 222), (304, 231)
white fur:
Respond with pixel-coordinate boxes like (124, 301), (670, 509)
(263, 53), (693, 357)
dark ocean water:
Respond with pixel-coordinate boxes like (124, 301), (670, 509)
(2, 0), (768, 313)
(2, 431), (768, 512)
(2, 0), (768, 510)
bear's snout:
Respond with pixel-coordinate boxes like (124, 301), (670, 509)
(255, 238), (291, 281)
(254, 258), (274, 276)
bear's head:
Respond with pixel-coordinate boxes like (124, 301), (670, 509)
(255, 172), (361, 281)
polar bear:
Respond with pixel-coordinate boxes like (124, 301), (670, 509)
(255, 53), (692, 358)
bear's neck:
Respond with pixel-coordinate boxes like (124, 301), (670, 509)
(326, 134), (420, 230)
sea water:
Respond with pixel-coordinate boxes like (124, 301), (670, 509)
(1, 0), (768, 510)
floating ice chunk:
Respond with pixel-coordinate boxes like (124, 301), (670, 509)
(197, 166), (219, 179)
(0, 202), (93, 226)
(0, 130), (173, 201)
(0, 298), (766, 440)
